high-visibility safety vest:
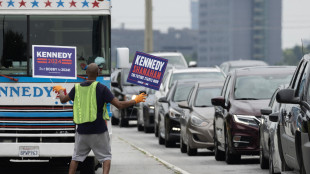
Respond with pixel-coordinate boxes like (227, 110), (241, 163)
(73, 81), (109, 124)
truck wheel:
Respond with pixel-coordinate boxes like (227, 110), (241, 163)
(80, 157), (95, 174)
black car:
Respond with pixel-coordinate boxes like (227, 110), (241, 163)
(276, 54), (310, 174)
(111, 68), (144, 127)
(157, 80), (196, 147)
(178, 81), (223, 156)
(137, 88), (156, 133)
(212, 66), (296, 164)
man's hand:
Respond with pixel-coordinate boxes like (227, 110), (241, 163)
(134, 93), (147, 104)
(53, 85), (66, 94)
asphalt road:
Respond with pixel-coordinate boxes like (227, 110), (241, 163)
(1, 122), (298, 174)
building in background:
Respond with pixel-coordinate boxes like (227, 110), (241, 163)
(111, 28), (198, 67)
(198, 0), (282, 66)
(191, 0), (199, 30)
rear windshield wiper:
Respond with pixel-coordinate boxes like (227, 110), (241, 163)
(0, 74), (18, 82)
(235, 98), (259, 100)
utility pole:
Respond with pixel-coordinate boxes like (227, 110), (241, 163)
(144, 0), (153, 53)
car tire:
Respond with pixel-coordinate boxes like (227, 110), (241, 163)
(80, 157), (95, 174)
(225, 134), (240, 164)
(187, 144), (197, 156)
(214, 137), (225, 161)
(180, 137), (187, 153)
(260, 140), (269, 169)
(119, 111), (128, 127)
(155, 123), (159, 137)
(137, 124), (144, 131)
(269, 145), (280, 174)
(158, 122), (165, 145)
(164, 120), (175, 148)
(144, 126), (153, 133)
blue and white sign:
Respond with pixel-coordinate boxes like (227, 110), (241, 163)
(127, 51), (168, 90)
(32, 45), (77, 79)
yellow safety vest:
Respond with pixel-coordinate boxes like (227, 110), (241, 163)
(73, 81), (109, 124)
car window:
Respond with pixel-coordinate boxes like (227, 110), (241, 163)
(296, 63), (308, 97)
(169, 72), (225, 89)
(291, 60), (305, 89)
(221, 75), (230, 96)
(173, 84), (195, 102)
(234, 74), (293, 100)
(224, 76), (233, 104)
(194, 87), (222, 107)
(160, 55), (187, 67)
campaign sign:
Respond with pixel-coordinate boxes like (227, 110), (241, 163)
(32, 45), (77, 79)
(127, 51), (168, 90)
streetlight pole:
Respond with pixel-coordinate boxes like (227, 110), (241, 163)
(144, 0), (153, 53)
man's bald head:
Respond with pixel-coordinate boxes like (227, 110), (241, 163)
(86, 63), (99, 78)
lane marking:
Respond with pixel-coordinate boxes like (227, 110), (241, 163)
(117, 136), (191, 174)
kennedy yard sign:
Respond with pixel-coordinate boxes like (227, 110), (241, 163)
(127, 51), (168, 90)
(32, 45), (77, 79)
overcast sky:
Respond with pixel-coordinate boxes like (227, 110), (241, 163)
(111, 0), (310, 49)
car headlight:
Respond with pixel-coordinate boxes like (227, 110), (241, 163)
(169, 108), (181, 118)
(191, 115), (208, 127)
(233, 115), (260, 127)
(149, 105), (155, 109)
(125, 94), (136, 101)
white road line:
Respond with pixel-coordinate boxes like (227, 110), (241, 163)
(117, 136), (191, 174)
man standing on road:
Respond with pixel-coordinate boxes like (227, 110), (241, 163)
(52, 63), (146, 174)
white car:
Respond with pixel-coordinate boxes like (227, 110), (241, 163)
(149, 52), (188, 69)
(154, 67), (226, 137)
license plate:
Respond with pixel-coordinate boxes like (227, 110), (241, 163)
(19, 146), (39, 157)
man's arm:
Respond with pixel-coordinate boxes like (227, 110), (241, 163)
(59, 90), (71, 104)
(110, 97), (136, 110)
(110, 93), (146, 109)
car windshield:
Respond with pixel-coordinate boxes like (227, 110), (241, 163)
(122, 68), (136, 86)
(173, 84), (194, 102)
(160, 55), (187, 67)
(195, 87), (222, 107)
(234, 74), (293, 100)
(169, 72), (225, 88)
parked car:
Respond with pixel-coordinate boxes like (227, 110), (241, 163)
(111, 68), (144, 127)
(220, 60), (268, 74)
(137, 88), (156, 133)
(276, 55), (310, 174)
(154, 67), (226, 137)
(178, 81), (224, 156)
(259, 85), (290, 174)
(157, 80), (196, 147)
(149, 52), (188, 69)
(211, 66), (296, 164)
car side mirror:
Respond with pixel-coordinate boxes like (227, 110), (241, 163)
(178, 101), (191, 110)
(111, 81), (119, 87)
(276, 89), (300, 104)
(261, 107), (272, 115)
(158, 97), (168, 103)
(269, 112), (279, 122)
(211, 96), (226, 108)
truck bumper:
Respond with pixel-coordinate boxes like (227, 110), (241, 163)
(0, 143), (94, 157)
